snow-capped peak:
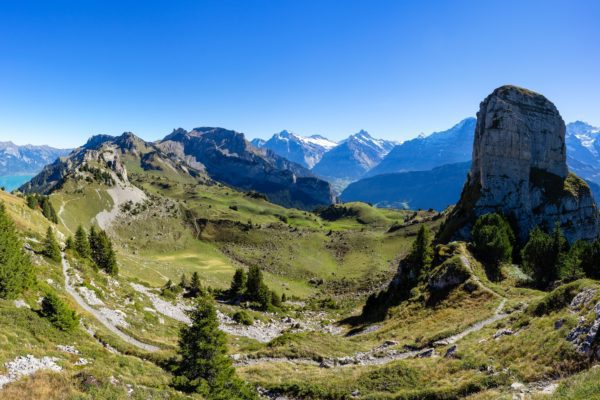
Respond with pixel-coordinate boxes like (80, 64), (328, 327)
(567, 121), (600, 156)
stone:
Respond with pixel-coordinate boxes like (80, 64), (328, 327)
(441, 85), (599, 243)
(493, 328), (514, 339)
(416, 348), (435, 358)
(567, 301), (600, 356)
(444, 345), (458, 358)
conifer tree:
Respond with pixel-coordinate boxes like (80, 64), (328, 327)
(179, 273), (189, 290)
(74, 225), (91, 258)
(173, 297), (257, 399)
(521, 226), (554, 288)
(0, 203), (34, 299)
(407, 225), (433, 278)
(43, 227), (61, 262)
(65, 235), (74, 250)
(245, 266), (263, 300)
(187, 271), (203, 298)
(41, 292), (79, 331)
(229, 268), (246, 298)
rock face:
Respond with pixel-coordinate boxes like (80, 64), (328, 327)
(441, 86), (599, 243)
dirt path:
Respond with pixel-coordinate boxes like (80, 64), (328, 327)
(61, 253), (159, 352)
(236, 298), (509, 368)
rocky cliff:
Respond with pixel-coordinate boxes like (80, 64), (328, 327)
(440, 85), (599, 243)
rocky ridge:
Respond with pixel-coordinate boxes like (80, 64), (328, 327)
(441, 85), (599, 243)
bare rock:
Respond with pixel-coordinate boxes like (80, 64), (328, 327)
(441, 85), (599, 243)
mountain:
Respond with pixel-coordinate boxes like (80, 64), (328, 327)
(441, 85), (598, 243)
(565, 121), (600, 185)
(311, 130), (395, 187)
(341, 161), (471, 211)
(159, 127), (335, 210)
(0, 141), (71, 176)
(21, 132), (202, 195)
(367, 118), (476, 177)
(254, 130), (337, 169)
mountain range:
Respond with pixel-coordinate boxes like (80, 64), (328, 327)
(8, 119), (600, 212)
(22, 128), (335, 210)
(0, 141), (71, 176)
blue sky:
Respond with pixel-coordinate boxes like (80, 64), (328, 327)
(0, 0), (599, 148)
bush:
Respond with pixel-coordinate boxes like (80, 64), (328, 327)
(232, 310), (253, 326)
(41, 293), (79, 331)
(521, 224), (566, 289)
(471, 213), (514, 269)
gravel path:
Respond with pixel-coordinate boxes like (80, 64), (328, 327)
(237, 298), (509, 368)
(61, 253), (159, 352)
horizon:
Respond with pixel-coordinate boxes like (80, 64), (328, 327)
(1, 1), (599, 147)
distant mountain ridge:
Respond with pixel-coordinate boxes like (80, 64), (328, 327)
(311, 130), (396, 186)
(253, 130), (337, 169)
(366, 118), (476, 177)
(0, 141), (71, 176)
(341, 162), (471, 211)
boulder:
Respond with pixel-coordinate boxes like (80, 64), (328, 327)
(441, 85), (599, 243)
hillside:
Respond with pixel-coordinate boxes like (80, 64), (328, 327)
(341, 162), (471, 211)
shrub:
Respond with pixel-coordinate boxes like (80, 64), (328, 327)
(41, 293), (79, 331)
(471, 213), (514, 268)
(232, 310), (253, 326)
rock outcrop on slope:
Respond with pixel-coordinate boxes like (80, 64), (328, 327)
(440, 85), (599, 243)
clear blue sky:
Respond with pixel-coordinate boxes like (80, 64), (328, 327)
(0, 0), (599, 148)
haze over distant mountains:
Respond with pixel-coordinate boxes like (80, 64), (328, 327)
(0, 142), (71, 176)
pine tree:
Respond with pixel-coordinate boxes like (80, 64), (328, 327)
(74, 225), (91, 258)
(40, 197), (58, 224)
(89, 227), (118, 275)
(187, 272), (203, 298)
(472, 213), (515, 268)
(43, 227), (61, 262)
(65, 235), (74, 250)
(173, 297), (257, 399)
(41, 292), (79, 331)
(407, 225), (433, 278)
(521, 226), (555, 288)
(0, 203), (34, 299)
(245, 266), (263, 300)
(179, 273), (189, 290)
(229, 268), (246, 298)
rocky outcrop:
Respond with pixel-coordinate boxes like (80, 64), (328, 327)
(440, 86), (599, 243)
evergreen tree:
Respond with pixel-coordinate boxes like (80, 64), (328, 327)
(229, 268), (247, 298)
(41, 292), (79, 331)
(407, 225), (433, 278)
(173, 297), (257, 399)
(74, 225), (91, 258)
(89, 227), (118, 275)
(0, 203), (34, 299)
(471, 213), (515, 269)
(581, 239), (600, 279)
(43, 227), (61, 262)
(40, 196), (58, 223)
(281, 293), (287, 303)
(270, 290), (281, 308)
(26, 195), (37, 209)
(187, 272), (203, 298)
(245, 266), (263, 300)
(65, 235), (74, 250)
(179, 273), (190, 290)
(559, 241), (586, 282)
(521, 226), (555, 288)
